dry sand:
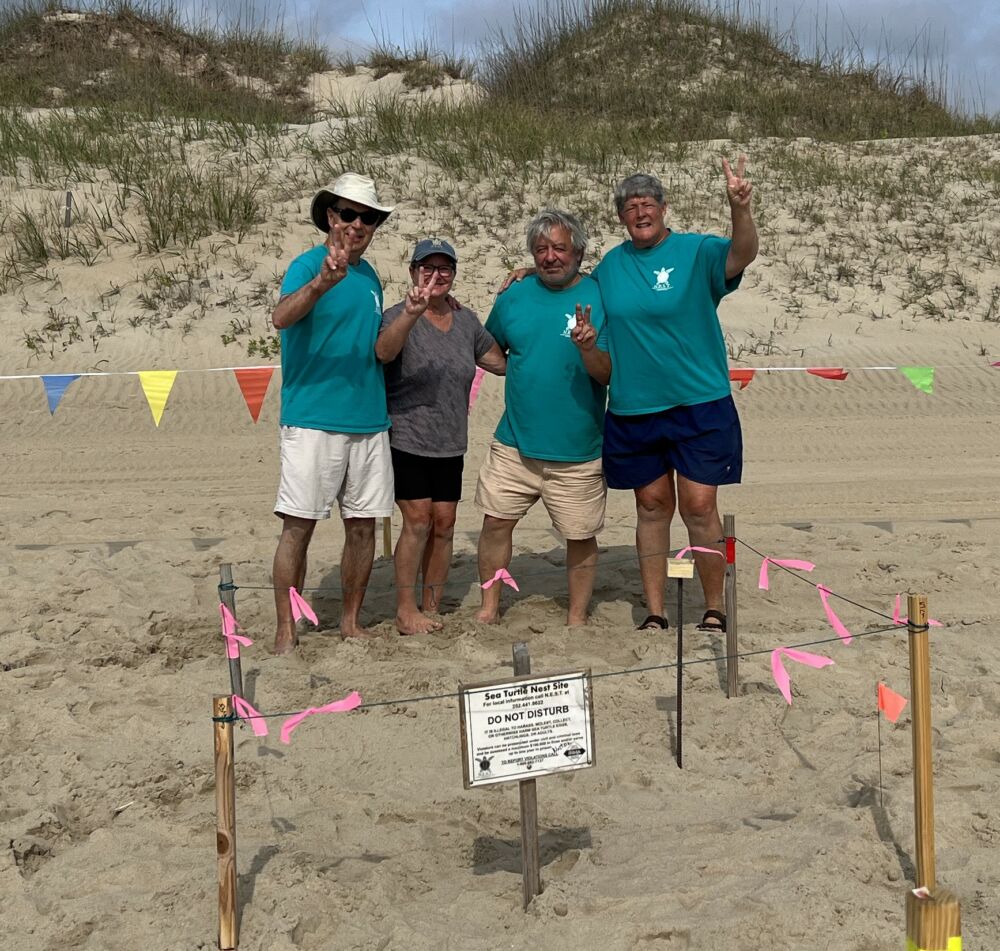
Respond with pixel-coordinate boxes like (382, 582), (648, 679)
(2, 70), (1000, 950)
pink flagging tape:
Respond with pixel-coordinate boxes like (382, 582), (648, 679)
(481, 568), (519, 592)
(675, 546), (725, 559)
(817, 585), (853, 644)
(468, 367), (486, 413)
(758, 557), (816, 591)
(280, 692), (363, 744)
(233, 695), (269, 737)
(220, 603), (253, 659)
(289, 586), (319, 625)
(771, 647), (835, 704)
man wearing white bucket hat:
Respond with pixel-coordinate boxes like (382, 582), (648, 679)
(270, 172), (394, 652)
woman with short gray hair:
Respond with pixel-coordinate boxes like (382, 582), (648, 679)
(576, 157), (759, 633)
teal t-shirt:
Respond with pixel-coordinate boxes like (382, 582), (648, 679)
(594, 231), (741, 415)
(486, 275), (607, 462)
(278, 245), (389, 433)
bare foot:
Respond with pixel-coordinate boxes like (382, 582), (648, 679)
(273, 629), (298, 655)
(566, 614), (589, 626)
(475, 607), (500, 624)
(396, 610), (443, 636)
(341, 620), (380, 639)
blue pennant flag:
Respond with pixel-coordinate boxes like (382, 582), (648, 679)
(40, 374), (81, 414)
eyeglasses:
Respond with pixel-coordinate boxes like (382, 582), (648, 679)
(330, 206), (382, 226)
(416, 263), (455, 277)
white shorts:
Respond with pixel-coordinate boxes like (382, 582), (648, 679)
(275, 426), (394, 520)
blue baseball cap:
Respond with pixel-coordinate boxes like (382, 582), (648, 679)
(411, 238), (457, 265)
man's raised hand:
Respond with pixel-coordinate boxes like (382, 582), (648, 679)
(403, 269), (433, 318)
(722, 155), (752, 209)
(319, 223), (350, 289)
(570, 303), (596, 352)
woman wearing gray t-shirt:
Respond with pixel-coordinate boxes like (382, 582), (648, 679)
(376, 239), (506, 635)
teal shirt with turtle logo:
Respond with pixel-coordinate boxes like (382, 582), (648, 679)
(278, 245), (390, 433)
(595, 231), (741, 415)
(486, 275), (607, 462)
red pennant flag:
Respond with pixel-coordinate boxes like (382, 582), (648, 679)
(807, 367), (848, 380)
(877, 682), (908, 723)
(234, 368), (275, 423)
(730, 369), (755, 390)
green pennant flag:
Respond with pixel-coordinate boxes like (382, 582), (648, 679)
(900, 366), (934, 394)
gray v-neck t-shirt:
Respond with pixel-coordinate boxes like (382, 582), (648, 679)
(380, 302), (495, 457)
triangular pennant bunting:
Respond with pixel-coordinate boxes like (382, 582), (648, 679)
(899, 366), (934, 394)
(40, 374), (81, 414)
(729, 369), (755, 389)
(807, 367), (848, 380)
(138, 371), (178, 426)
(233, 367), (275, 423)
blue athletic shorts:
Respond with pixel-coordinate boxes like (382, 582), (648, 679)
(602, 396), (743, 490)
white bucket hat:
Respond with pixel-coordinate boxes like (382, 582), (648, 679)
(310, 172), (394, 232)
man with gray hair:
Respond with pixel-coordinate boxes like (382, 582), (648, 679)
(475, 209), (608, 626)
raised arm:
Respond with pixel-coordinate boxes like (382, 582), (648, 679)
(570, 303), (611, 385)
(722, 155), (758, 280)
(272, 225), (349, 330)
(374, 272), (432, 363)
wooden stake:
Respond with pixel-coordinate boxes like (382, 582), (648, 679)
(906, 886), (961, 950)
(213, 695), (238, 950)
(723, 513), (739, 698)
(904, 596), (961, 950)
(908, 594), (936, 889)
(382, 516), (392, 560)
(219, 564), (244, 700)
(512, 642), (541, 910)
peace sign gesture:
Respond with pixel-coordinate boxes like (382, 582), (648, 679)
(722, 154), (752, 210)
(403, 268), (433, 319)
(319, 223), (350, 290)
(570, 303), (596, 352)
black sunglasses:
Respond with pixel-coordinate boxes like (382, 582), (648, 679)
(331, 205), (383, 226)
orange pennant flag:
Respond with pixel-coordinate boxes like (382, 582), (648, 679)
(807, 367), (848, 380)
(234, 367), (275, 423)
(730, 369), (755, 390)
(877, 682), (908, 723)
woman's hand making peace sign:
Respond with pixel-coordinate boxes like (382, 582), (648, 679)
(403, 268), (433, 319)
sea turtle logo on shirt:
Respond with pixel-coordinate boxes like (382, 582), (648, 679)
(561, 313), (577, 337)
(652, 267), (675, 291)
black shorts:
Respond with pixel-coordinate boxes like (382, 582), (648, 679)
(391, 447), (464, 502)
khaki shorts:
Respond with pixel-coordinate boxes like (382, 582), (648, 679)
(275, 426), (394, 520)
(475, 440), (606, 540)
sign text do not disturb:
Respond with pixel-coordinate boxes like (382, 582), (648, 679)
(459, 670), (595, 788)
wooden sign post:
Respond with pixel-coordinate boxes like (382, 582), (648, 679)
(458, 646), (595, 911)
(904, 594), (961, 950)
(219, 564), (244, 700)
(512, 643), (541, 909)
(213, 695), (239, 950)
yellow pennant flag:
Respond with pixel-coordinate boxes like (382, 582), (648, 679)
(138, 370), (178, 427)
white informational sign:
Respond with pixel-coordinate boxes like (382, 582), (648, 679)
(459, 670), (595, 788)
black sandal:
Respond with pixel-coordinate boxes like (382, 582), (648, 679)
(638, 614), (669, 631)
(697, 609), (727, 633)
